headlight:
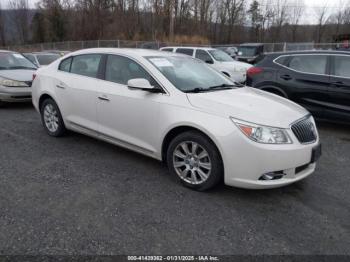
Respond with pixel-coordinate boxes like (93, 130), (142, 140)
(231, 117), (292, 144)
(0, 77), (29, 87)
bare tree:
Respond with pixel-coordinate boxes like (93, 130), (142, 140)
(290, 0), (305, 42)
(8, 0), (30, 44)
(0, 2), (6, 46)
(314, 5), (331, 43)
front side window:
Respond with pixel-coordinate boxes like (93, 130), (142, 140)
(0, 52), (37, 70)
(288, 55), (327, 75)
(333, 56), (350, 78)
(195, 49), (213, 63)
(37, 54), (60, 65)
(147, 56), (235, 92)
(208, 49), (233, 62)
(175, 48), (194, 56)
(70, 54), (102, 78)
(105, 55), (156, 86)
(58, 57), (72, 72)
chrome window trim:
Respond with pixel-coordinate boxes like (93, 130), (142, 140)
(273, 53), (350, 79)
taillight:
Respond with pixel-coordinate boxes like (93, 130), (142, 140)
(247, 67), (263, 77)
(32, 74), (36, 81)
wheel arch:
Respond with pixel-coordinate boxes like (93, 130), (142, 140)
(259, 85), (288, 98)
(161, 125), (224, 165)
(38, 93), (55, 111)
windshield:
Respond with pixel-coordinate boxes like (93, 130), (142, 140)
(37, 54), (60, 65)
(208, 49), (233, 62)
(0, 52), (37, 70)
(147, 56), (237, 92)
(238, 47), (257, 57)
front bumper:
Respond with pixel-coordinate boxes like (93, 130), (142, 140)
(220, 128), (320, 189)
(0, 86), (32, 102)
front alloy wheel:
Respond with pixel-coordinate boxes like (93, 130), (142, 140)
(167, 131), (223, 191)
(173, 141), (212, 185)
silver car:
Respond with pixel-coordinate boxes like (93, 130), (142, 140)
(0, 50), (37, 105)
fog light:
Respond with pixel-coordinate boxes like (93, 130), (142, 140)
(259, 171), (285, 181)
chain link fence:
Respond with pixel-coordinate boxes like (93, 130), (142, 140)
(0, 40), (345, 53)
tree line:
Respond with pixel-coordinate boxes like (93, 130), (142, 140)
(1, 0), (350, 47)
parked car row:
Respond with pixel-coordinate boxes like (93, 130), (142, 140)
(9, 46), (350, 191)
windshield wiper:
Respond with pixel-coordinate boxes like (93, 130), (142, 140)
(183, 87), (209, 93)
(208, 83), (236, 90)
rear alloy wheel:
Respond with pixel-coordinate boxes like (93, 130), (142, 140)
(167, 131), (223, 191)
(40, 98), (66, 137)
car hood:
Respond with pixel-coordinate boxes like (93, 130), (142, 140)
(187, 87), (308, 128)
(0, 69), (36, 82)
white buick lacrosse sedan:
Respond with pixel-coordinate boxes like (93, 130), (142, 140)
(32, 48), (321, 191)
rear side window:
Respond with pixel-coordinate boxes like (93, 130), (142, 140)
(161, 48), (173, 52)
(288, 55), (327, 75)
(175, 48), (194, 56)
(195, 49), (213, 63)
(70, 54), (102, 78)
(274, 56), (288, 66)
(58, 57), (72, 72)
(333, 56), (350, 78)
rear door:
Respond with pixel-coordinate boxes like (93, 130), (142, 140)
(277, 54), (330, 118)
(55, 54), (103, 134)
(327, 55), (350, 121)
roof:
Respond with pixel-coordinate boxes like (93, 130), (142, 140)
(0, 50), (15, 53)
(239, 43), (264, 47)
(160, 46), (215, 51)
(265, 50), (350, 56)
(70, 48), (190, 58)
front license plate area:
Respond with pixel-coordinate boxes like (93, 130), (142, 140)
(311, 144), (322, 163)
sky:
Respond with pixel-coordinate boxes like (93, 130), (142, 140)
(0, 0), (346, 24)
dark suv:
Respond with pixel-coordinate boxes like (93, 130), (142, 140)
(246, 51), (350, 122)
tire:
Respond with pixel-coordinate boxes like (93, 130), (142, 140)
(40, 98), (66, 137)
(166, 131), (223, 191)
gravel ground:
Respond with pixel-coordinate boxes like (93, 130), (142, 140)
(0, 103), (349, 255)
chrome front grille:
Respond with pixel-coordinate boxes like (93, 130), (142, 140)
(291, 117), (317, 144)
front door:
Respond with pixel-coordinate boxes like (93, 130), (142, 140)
(97, 54), (163, 154)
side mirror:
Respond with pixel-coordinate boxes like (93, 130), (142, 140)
(127, 78), (155, 91)
(205, 59), (214, 64)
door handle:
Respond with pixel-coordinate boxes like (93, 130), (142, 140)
(330, 81), (344, 87)
(280, 74), (292, 80)
(56, 84), (65, 89)
(98, 96), (110, 101)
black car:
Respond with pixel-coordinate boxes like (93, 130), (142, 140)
(237, 43), (264, 64)
(246, 50), (350, 122)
